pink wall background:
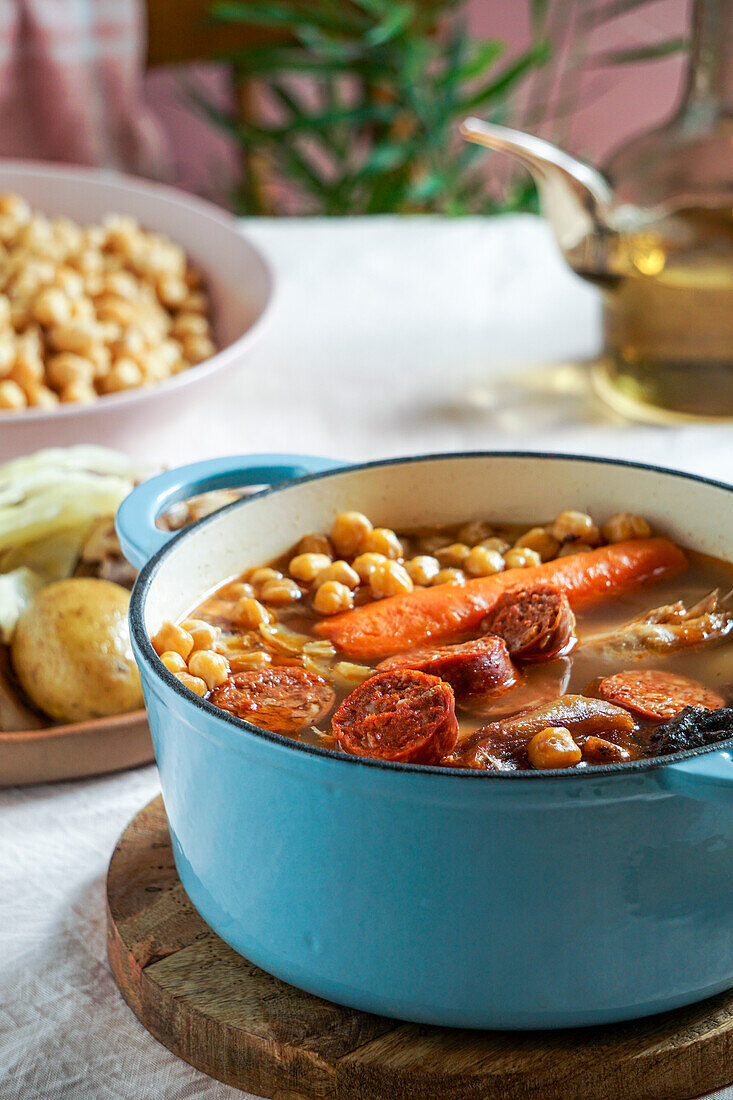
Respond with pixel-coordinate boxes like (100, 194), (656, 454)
(466, 0), (690, 164)
(1, 0), (694, 209)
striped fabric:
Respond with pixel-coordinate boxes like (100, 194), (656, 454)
(0, 0), (172, 177)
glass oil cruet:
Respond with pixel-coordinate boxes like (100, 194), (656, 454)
(463, 0), (733, 423)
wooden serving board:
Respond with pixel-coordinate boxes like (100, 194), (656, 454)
(0, 709), (153, 786)
(107, 796), (733, 1100)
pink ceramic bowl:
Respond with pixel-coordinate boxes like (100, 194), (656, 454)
(0, 162), (273, 460)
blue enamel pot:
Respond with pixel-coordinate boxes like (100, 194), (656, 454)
(117, 452), (733, 1030)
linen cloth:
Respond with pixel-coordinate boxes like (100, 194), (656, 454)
(1, 215), (732, 1099)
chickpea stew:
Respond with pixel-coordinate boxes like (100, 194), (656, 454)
(150, 509), (733, 771)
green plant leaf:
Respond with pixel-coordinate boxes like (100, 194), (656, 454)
(211, 1), (360, 33)
(437, 38), (504, 86)
(456, 40), (551, 111)
(220, 46), (360, 73)
(365, 3), (415, 46)
(587, 37), (689, 65)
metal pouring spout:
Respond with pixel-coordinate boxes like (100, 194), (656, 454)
(461, 117), (616, 278)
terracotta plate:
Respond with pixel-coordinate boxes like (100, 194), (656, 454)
(0, 709), (153, 787)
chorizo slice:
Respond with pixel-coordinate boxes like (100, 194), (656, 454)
(332, 668), (459, 764)
(596, 669), (725, 722)
(480, 582), (576, 662)
(209, 665), (335, 735)
(376, 635), (517, 707)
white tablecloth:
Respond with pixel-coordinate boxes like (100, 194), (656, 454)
(1, 215), (732, 1099)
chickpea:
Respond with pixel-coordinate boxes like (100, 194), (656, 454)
(13, 336), (44, 382)
(224, 581), (255, 601)
(181, 291), (208, 313)
(96, 295), (139, 327)
(361, 527), (403, 560)
(60, 379), (96, 404)
(352, 552), (388, 583)
(180, 619), (219, 652)
(465, 546), (505, 577)
(436, 542), (471, 568)
(457, 521), (494, 546)
(151, 622), (194, 660)
(234, 597), (271, 628)
(0, 339), (15, 377)
(86, 345), (111, 378)
(48, 321), (101, 356)
(330, 511), (373, 557)
(405, 555), (440, 586)
(297, 532), (333, 557)
(0, 380), (26, 409)
(172, 311), (209, 338)
(551, 510), (600, 544)
(260, 578), (303, 605)
(159, 650), (187, 675)
(369, 560), (413, 599)
(102, 358), (144, 393)
(431, 567), (466, 586)
(54, 267), (84, 298)
(315, 560), (360, 589)
(10, 357), (43, 393)
(174, 671), (208, 697)
(313, 580), (354, 615)
(289, 552), (332, 582)
(46, 352), (95, 390)
(249, 567), (283, 591)
(183, 335), (216, 364)
(514, 527), (561, 562)
(602, 513), (652, 543)
(69, 296), (96, 324)
(33, 286), (71, 327)
(527, 727), (582, 770)
(503, 547), (542, 570)
(112, 327), (147, 360)
(0, 193), (31, 224)
(157, 275), (188, 308)
(188, 650), (230, 690)
(24, 383), (57, 408)
(102, 270), (139, 300)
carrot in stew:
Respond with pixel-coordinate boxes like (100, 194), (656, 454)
(315, 538), (688, 661)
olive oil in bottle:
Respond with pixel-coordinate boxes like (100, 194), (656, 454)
(592, 207), (733, 421)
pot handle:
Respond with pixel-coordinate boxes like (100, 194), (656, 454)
(660, 749), (733, 804)
(116, 453), (341, 570)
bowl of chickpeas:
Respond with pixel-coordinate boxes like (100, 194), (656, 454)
(0, 162), (272, 459)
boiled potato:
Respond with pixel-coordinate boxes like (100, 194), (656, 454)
(11, 578), (143, 723)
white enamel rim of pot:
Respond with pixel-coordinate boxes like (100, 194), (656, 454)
(0, 160), (274, 425)
(122, 451), (733, 784)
